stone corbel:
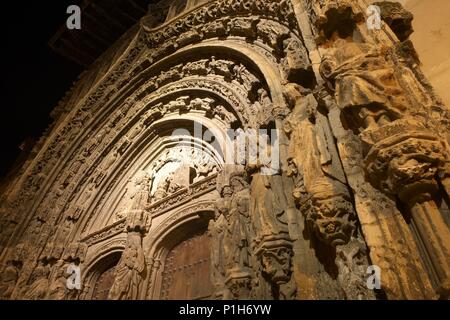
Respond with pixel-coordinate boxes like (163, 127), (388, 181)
(313, 0), (364, 42)
(307, 184), (356, 247)
(255, 234), (295, 299)
(224, 267), (253, 300)
(286, 117), (356, 247)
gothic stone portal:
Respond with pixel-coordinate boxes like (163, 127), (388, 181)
(0, 0), (449, 301)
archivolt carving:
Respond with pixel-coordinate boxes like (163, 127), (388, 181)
(36, 54), (264, 230)
(84, 239), (127, 275)
(39, 92), (243, 235)
(142, 0), (300, 58)
(1, 1), (306, 242)
(81, 174), (219, 250)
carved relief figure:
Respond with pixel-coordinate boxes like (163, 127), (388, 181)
(320, 39), (407, 132)
(130, 172), (153, 210)
(153, 175), (172, 201)
(194, 161), (217, 182)
(1, 0), (449, 302)
(221, 172), (254, 300)
(251, 174), (289, 239)
(208, 185), (232, 297)
(23, 261), (50, 300)
(250, 173), (295, 299)
(108, 211), (148, 300)
(225, 173), (252, 271)
(212, 105), (237, 125)
(108, 233), (145, 300)
(284, 84), (355, 246)
(47, 262), (69, 300)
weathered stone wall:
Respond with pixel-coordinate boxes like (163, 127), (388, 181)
(379, 0), (450, 106)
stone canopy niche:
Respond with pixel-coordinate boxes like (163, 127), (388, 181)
(0, 0), (449, 300)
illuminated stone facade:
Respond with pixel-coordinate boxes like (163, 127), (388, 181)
(0, 0), (449, 300)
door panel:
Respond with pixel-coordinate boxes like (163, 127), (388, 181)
(92, 265), (117, 300)
(160, 231), (213, 300)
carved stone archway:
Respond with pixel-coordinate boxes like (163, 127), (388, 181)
(2, 0), (449, 300)
(90, 252), (121, 300)
(80, 238), (126, 300)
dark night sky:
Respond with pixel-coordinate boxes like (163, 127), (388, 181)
(0, 2), (83, 179)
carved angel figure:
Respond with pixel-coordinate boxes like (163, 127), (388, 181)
(194, 161), (217, 182)
(153, 175), (171, 201)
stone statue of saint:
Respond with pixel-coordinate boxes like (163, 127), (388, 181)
(47, 262), (68, 300)
(320, 39), (407, 131)
(250, 174), (289, 239)
(284, 84), (355, 246)
(224, 174), (252, 271)
(108, 232), (145, 300)
(208, 185), (232, 295)
(130, 172), (152, 210)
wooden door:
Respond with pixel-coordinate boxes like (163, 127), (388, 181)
(92, 265), (117, 300)
(160, 231), (214, 300)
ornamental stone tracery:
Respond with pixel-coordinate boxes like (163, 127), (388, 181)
(0, 0), (449, 300)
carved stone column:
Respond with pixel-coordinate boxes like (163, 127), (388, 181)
(317, 21), (441, 297)
(363, 119), (450, 296)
